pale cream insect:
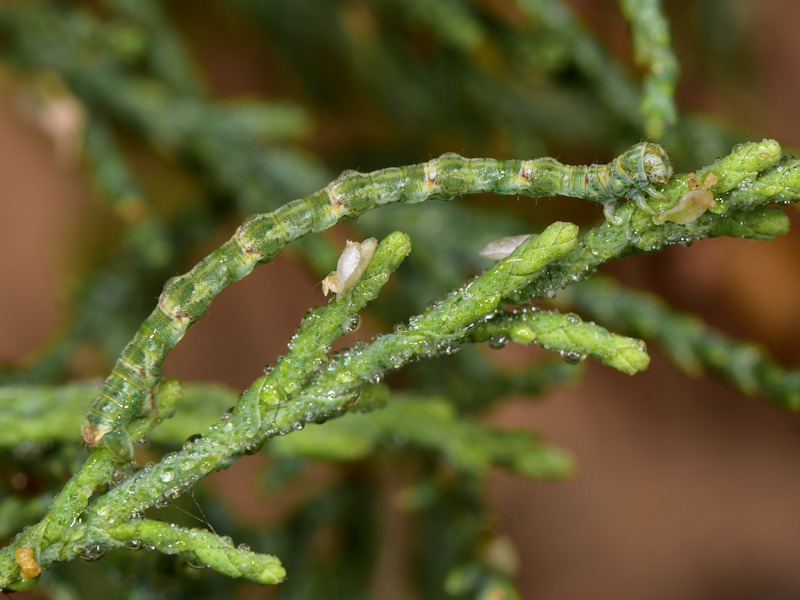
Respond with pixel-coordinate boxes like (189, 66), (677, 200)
(321, 238), (378, 297)
(654, 172), (720, 225)
(478, 234), (532, 260)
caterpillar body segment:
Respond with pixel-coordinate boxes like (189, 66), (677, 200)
(83, 143), (672, 459)
(558, 142), (673, 223)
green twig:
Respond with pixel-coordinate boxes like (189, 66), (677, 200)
(105, 520), (285, 585)
(470, 308), (649, 375)
(558, 277), (800, 410)
(618, 0), (679, 138)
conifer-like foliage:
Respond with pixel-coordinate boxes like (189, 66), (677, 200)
(0, 1), (798, 598)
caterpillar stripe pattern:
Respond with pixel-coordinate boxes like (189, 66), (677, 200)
(82, 142), (671, 459)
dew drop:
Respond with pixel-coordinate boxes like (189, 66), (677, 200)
(244, 440), (263, 454)
(346, 314), (361, 333)
(184, 555), (207, 569)
(183, 434), (204, 451)
(559, 350), (586, 365)
(109, 469), (130, 488)
(164, 486), (182, 500)
(179, 458), (197, 471)
(387, 354), (404, 369)
(487, 337), (508, 350)
(80, 544), (109, 561)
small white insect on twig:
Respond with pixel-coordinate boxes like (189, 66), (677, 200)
(321, 237), (378, 297)
(478, 234), (532, 260)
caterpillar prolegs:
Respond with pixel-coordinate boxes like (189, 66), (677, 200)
(82, 142), (672, 459)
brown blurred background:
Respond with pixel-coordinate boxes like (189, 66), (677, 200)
(2, 1), (800, 598)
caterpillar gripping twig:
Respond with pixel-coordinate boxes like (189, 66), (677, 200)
(82, 142), (672, 460)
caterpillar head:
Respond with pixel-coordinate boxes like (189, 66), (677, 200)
(82, 419), (135, 460)
(640, 142), (673, 187)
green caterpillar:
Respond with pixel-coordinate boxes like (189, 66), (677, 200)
(82, 142), (672, 459)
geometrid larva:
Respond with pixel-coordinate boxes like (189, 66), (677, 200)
(82, 142), (672, 460)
